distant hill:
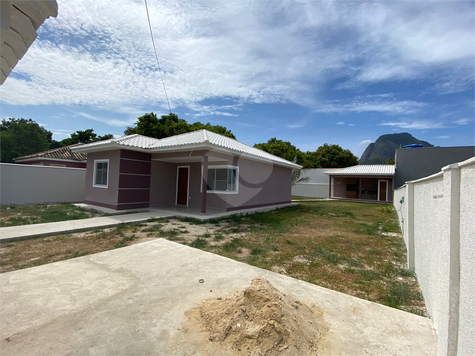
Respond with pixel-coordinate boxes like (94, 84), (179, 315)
(359, 133), (433, 164)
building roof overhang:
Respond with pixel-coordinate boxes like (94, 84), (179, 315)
(324, 165), (395, 176)
(1, 0), (58, 84)
(72, 131), (302, 170)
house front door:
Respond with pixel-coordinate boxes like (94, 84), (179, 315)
(378, 180), (388, 202)
(176, 167), (189, 206)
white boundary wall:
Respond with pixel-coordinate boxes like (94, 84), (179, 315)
(0, 163), (86, 205)
(292, 168), (331, 198)
(393, 157), (475, 356)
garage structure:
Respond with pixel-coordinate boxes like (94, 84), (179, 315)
(325, 165), (395, 203)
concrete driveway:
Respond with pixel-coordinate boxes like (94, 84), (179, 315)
(0, 239), (437, 355)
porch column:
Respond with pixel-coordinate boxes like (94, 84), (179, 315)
(328, 176), (332, 198)
(358, 178), (362, 200)
(201, 155), (208, 214)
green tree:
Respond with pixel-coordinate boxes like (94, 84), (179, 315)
(313, 143), (358, 168)
(0, 118), (53, 162)
(190, 121), (236, 139)
(384, 157), (395, 165)
(57, 129), (114, 147)
(254, 137), (300, 162)
(124, 112), (236, 139)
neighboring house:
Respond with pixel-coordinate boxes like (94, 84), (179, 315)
(1, 0), (58, 84)
(72, 130), (302, 212)
(325, 165), (395, 203)
(291, 168), (336, 198)
(394, 145), (475, 189)
(14, 143), (87, 168)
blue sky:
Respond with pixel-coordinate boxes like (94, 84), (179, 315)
(1, 0), (474, 158)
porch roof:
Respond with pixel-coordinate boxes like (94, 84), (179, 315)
(72, 130), (302, 169)
(324, 164), (395, 176)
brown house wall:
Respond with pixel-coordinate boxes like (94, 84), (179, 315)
(189, 161), (229, 210)
(84, 150), (121, 209)
(117, 150), (151, 210)
(85, 148), (294, 212)
(226, 159), (292, 211)
(149, 161), (178, 206)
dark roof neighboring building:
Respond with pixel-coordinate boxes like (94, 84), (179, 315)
(14, 143), (87, 168)
(394, 146), (475, 188)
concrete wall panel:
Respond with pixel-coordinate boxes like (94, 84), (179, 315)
(291, 184), (329, 198)
(0, 163), (86, 205)
(291, 168), (331, 198)
(393, 157), (475, 356)
(413, 175), (450, 354)
(457, 160), (475, 355)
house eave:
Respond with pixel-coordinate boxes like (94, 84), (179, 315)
(14, 157), (86, 164)
(74, 142), (302, 170)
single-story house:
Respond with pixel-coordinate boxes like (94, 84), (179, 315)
(14, 143), (87, 168)
(71, 130), (302, 213)
(324, 165), (395, 203)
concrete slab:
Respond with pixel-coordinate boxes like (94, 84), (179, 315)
(0, 211), (175, 242)
(0, 203), (297, 242)
(0, 239), (437, 355)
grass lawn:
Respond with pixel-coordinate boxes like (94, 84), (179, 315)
(0, 201), (426, 316)
(0, 203), (106, 227)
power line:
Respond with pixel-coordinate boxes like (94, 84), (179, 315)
(144, 0), (171, 113)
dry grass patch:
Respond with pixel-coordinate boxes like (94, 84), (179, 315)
(0, 201), (426, 316)
(192, 202), (426, 316)
(0, 203), (105, 227)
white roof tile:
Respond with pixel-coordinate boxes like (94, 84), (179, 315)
(324, 165), (395, 176)
(73, 130), (301, 169)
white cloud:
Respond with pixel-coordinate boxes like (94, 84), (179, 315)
(0, 0), (472, 113)
(379, 120), (446, 130)
(78, 112), (134, 127)
(336, 122), (345, 125)
(185, 102), (242, 118)
(316, 99), (428, 115)
(50, 128), (73, 137)
(454, 118), (472, 125)
(286, 122), (305, 129)
(359, 139), (373, 146)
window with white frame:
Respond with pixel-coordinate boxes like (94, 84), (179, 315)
(205, 166), (238, 193)
(93, 159), (109, 188)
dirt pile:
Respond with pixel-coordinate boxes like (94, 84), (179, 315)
(191, 278), (324, 356)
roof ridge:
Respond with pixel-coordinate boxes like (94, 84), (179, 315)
(14, 143), (86, 160)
